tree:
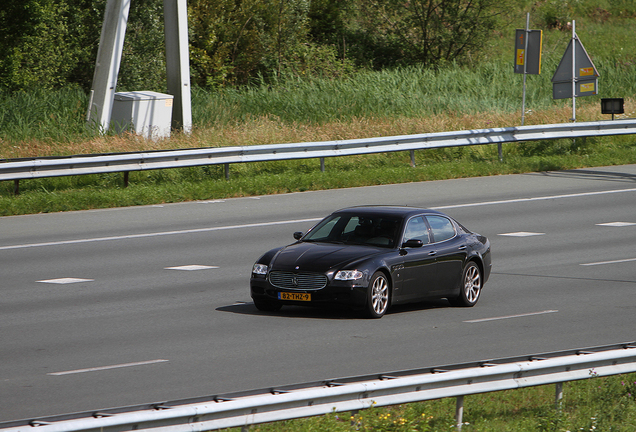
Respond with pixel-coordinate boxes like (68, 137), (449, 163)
(188, 0), (312, 87)
(0, 0), (165, 92)
(356, 0), (507, 68)
(0, 0), (76, 90)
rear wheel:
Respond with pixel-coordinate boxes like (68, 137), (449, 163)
(253, 298), (282, 312)
(365, 271), (390, 318)
(449, 261), (482, 307)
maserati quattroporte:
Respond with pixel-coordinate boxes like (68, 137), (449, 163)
(250, 206), (491, 318)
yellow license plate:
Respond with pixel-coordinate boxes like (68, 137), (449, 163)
(279, 292), (311, 301)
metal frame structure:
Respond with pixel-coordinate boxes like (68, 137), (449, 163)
(87, 0), (192, 134)
(1, 343), (635, 432)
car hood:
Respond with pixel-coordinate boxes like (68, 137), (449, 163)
(271, 242), (383, 272)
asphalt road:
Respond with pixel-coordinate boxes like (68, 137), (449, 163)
(1, 164), (635, 422)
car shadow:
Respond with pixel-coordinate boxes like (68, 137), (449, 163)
(216, 299), (452, 320)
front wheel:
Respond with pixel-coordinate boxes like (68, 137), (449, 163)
(449, 261), (482, 307)
(365, 271), (390, 318)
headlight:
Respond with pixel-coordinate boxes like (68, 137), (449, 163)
(252, 263), (268, 275)
(334, 270), (364, 281)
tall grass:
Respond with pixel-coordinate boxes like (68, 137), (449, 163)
(0, 87), (91, 144)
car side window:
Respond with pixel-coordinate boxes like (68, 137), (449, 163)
(403, 216), (430, 244)
(342, 217), (360, 237)
(306, 216), (341, 240)
(426, 215), (456, 242)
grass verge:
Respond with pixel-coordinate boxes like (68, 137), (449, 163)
(230, 373), (636, 431)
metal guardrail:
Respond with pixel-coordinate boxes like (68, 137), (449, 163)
(1, 342), (635, 432)
(2, 120), (636, 193)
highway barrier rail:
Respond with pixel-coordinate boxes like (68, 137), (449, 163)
(2, 119), (636, 194)
(1, 342), (635, 432)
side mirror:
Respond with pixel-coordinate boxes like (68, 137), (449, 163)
(401, 239), (424, 248)
(293, 232), (303, 240)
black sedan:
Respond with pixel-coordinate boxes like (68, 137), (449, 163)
(250, 206), (491, 318)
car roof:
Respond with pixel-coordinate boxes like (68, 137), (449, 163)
(331, 205), (447, 219)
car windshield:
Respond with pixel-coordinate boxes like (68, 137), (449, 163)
(303, 214), (401, 248)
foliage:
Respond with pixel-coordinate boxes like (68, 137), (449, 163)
(353, 0), (509, 68)
(0, 0), (165, 92)
(0, 0), (77, 91)
(2, 0), (635, 91)
(188, 0), (313, 87)
(117, 0), (167, 92)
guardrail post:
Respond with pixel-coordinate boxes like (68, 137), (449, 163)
(455, 395), (464, 430)
(555, 382), (563, 410)
(320, 157), (325, 172)
(410, 150), (416, 167)
(123, 171), (129, 188)
(14, 179), (20, 195)
(225, 163), (230, 180)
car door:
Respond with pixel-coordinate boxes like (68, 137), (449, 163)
(425, 215), (467, 296)
(396, 216), (438, 301)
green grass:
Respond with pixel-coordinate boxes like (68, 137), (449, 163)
(229, 373), (636, 431)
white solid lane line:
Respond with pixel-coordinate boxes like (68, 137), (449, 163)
(464, 310), (558, 323)
(0, 218), (322, 251)
(432, 187), (636, 210)
(580, 257), (636, 266)
(47, 360), (169, 376)
(2, 186), (635, 251)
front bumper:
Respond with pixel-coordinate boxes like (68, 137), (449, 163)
(250, 274), (368, 308)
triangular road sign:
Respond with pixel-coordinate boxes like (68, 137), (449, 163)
(552, 37), (599, 82)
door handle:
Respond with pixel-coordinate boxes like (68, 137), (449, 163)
(428, 251), (437, 256)
(458, 245), (467, 250)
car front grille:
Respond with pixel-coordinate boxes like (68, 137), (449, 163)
(268, 271), (328, 291)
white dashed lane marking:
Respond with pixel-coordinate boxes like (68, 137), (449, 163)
(37, 278), (94, 284)
(498, 232), (545, 237)
(596, 222), (636, 227)
(164, 265), (219, 271)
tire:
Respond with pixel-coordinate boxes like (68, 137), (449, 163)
(253, 298), (282, 312)
(449, 261), (482, 307)
(365, 271), (390, 318)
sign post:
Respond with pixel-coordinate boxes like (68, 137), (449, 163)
(509, 13), (542, 161)
(514, 13), (542, 127)
(551, 20), (599, 122)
